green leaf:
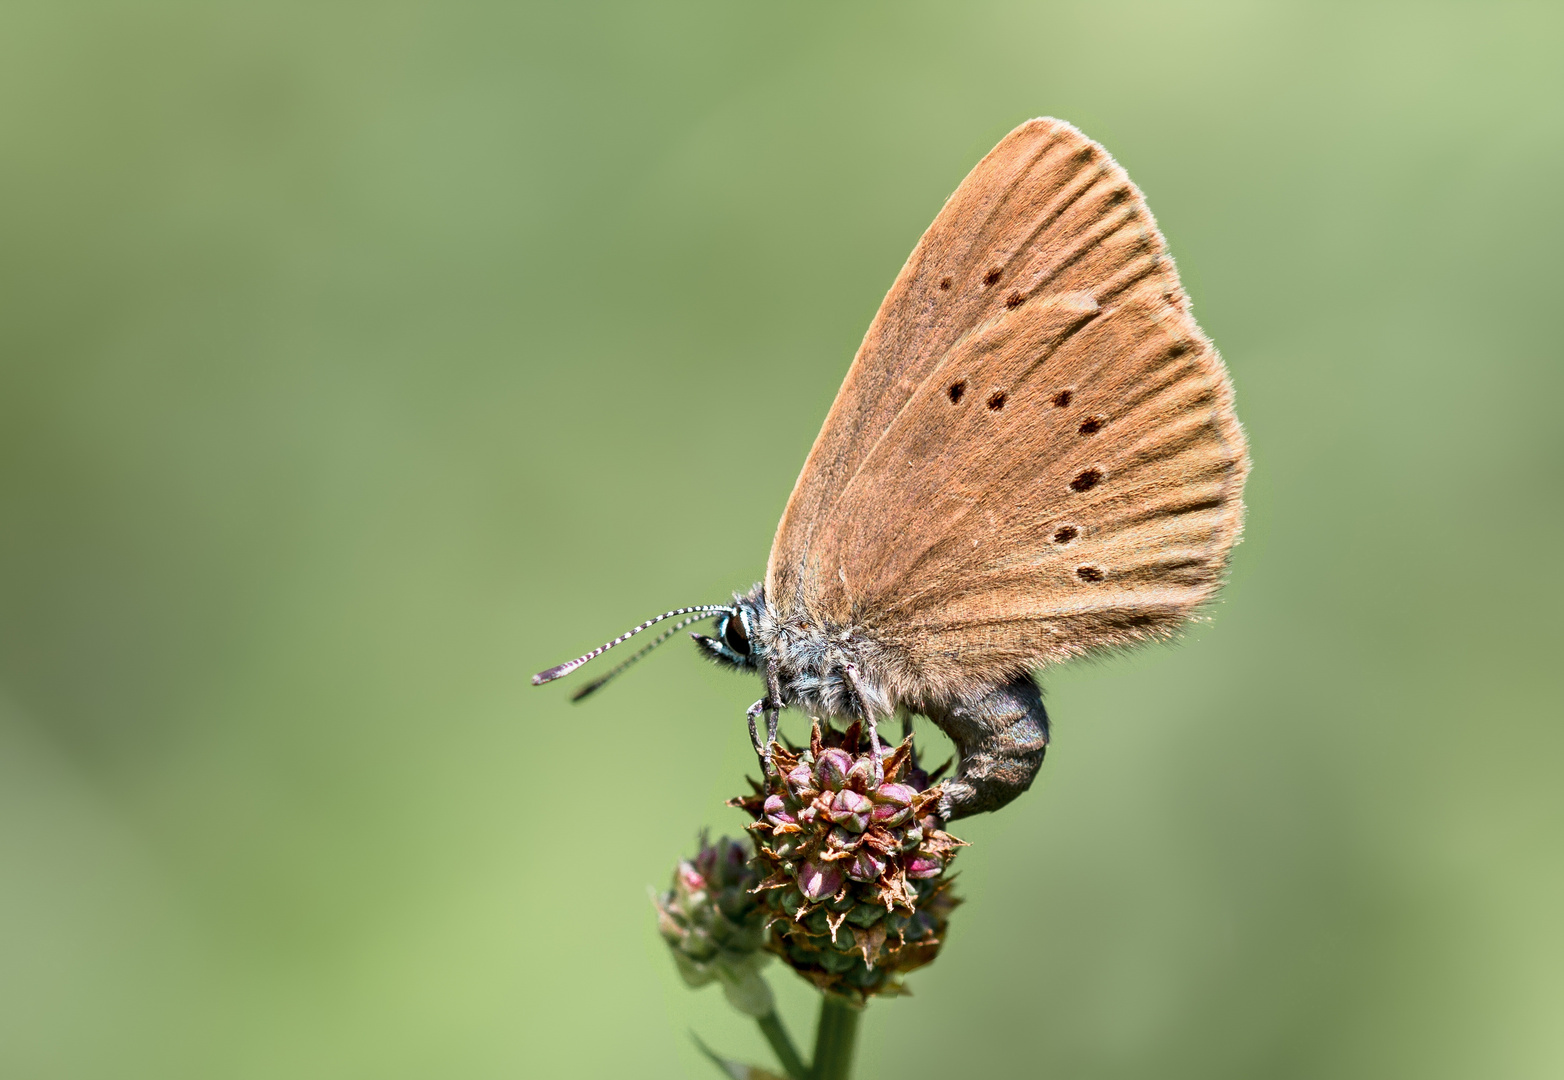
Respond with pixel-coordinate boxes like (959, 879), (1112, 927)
(690, 1032), (788, 1080)
(718, 966), (776, 1018)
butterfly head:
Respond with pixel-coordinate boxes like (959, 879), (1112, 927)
(693, 588), (768, 671)
(531, 587), (773, 700)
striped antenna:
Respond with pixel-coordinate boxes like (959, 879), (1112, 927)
(531, 605), (732, 687)
(568, 610), (718, 701)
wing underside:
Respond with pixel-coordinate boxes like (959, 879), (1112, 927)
(765, 118), (1247, 695)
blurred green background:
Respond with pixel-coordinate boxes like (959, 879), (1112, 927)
(2, 2), (1561, 1077)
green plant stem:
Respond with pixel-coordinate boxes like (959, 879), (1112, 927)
(810, 995), (861, 1080)
(757, 1010), (809, 1080)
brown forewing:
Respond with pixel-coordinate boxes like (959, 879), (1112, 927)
(766, 118), (1247, 695)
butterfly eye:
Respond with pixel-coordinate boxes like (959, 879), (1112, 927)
(723, 615), (750, 655)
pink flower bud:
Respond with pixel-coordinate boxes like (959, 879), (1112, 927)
(676, 862), (707, 895)
(815, 748), (854, 790)
(763, 794), (796, 827)
(846, 848), (887, 882)
(798, 859), (844, 901)
(904, 854), (944, 880)
(826, 825), (858, 850)
(825, 788), (873, 832)
(846, 758), (874, 790)
(870, 783), (917, 827)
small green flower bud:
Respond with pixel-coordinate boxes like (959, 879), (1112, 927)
(846, 902), (885, 927)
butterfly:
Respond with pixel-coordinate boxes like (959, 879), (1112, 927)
(535, 118), (1248, 820)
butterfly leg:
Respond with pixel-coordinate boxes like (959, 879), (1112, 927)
(764, 706), (780, 770)
(757, 662), (787, 774)
(929, 673), (1050, 821)
(746, 701), (782, 774)
(746, 698), (767, 756)
(842, 663), (885, 784)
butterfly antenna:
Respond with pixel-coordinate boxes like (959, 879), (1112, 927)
(531, 605), (732, 687)
(567, 610), (717, 701)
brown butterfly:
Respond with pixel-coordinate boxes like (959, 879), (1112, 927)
(535, 118), (1248, 820)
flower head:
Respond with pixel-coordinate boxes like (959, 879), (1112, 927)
(653, 833), (774, 1016)
(732, 720), (965, 1003)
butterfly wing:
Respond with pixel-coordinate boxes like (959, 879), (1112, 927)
(765, 118), (1247, 698)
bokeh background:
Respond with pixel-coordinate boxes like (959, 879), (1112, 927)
(2, 2), (1561, 1077)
